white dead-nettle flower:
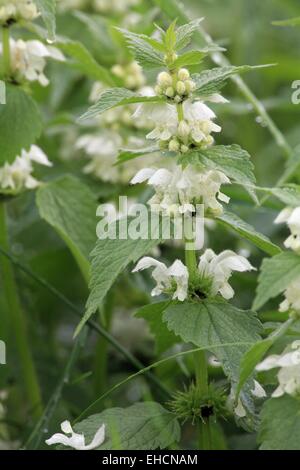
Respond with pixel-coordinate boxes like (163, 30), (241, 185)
(76, 133), (157, 184)
(46, 420), (105, 450)
(133, 98), (222, 153)
(155, 68), (196, 101)
(0, 145), (52, 193)
(232, 381), (266, 418)
(0, 39), (65, 86)
(275, 207), (300, 253)
(256, 341), (300, 398)
(111, 61), (145, 90)
(93, 0), (139, 15)
(197, 249), (255, 300)
(132, 257), (189, 301)
(0, 0), (39, 24)
(278, 277), (300, 313)
(131, 165), (230, 217)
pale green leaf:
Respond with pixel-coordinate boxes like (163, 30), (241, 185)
(270, 184), (300, 207)
(115, 146), (159, 166)
(78, 88), (164, 121)
(117, 29), (165, 69)
(258, 396), (300, 450)
(33, 0), (56, 41)
(36, 175), (97, 282)
(217, 210), (281, 256)
(74, 402), (180, 450)
(272, 17), (300, 27)
(253, 251), (300, 310)
(163, 300), (262, 383)
(0, 84), (42, 165)
(172, 50), (206, 68)
(175, 18), (204, 51)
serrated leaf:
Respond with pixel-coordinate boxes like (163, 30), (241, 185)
(58, 39), (115, 86)
(237, 319), (293, 396)
(175, 18), (204, 51)
(36, 175), (97, 282)
(164, 20), (177, 52)
(192, 65), (270, 97)
(254, 251), (300, 310)
(75, 213), (171, 336)
(270, 184), (300, 207)
(172, 50), (206, 68)
(115, 146), (159, 166)
(74, 402), (180, 450)
(258, 396), (300, 450)
(0, 84), (42, 165)
(181, 144), (256, 192)
(163, 300), (262, 383)
(135, 302), (179, 355)
(33, 0), (56, 41)
(217, 210), (281, 256)
(118, 29), (165, 69)
(78, 88), (164, 121)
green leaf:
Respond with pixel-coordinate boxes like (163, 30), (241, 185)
(175, 18), (204, 51)
(172, 50), (206, 68)
(217, 210), (281, 256)
(272, 17), (300, 27)
(270, 184), (300, 207)
(74, 402), (180, 450)
(258, 396), (300, 450)
(163, 300), (262, 383)
(115, 146), (159, 166)
(78, 88), (164, 121)
(254, 251), (300, 310)
(36, 175), (97, 282)
(237, 319), (293, 396)
(75, 213), (170, 336)
(0, 84), (42, 165)
(164, 20), (177, 52)
(33, 0), (56, 41)
(192, 65), (270, 97)
(117, 29), (165, 69)
(58, 39), (115, 86)
(135, 302), (179, 355)
(181, 145), (256, 197)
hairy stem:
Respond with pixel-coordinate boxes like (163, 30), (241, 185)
(2, 27), (11, 78)
(0, 202), (42, 419)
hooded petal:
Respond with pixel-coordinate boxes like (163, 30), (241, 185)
(130, 168), (156, 185)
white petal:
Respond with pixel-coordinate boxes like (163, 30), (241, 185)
(272, 385), (285, 398)
(132, 256), (165, 273)
(274, 207), (293, 224)
(84, 424), (105, 450)
(130, 168), (156, 185)
(252, 380), (266, 398)
(256, 355), (281, 371)
(168, 259), (188, 278)
(148, 169), (172, 186)
(45, 433), (74, 447)
(61, 420), (73, 434)
(28, 145), (52, 166)
(47, 46), (65, 62)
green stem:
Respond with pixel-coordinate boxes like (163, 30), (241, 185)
(194, 349), (211, 450)
(176, 102), (184, 121)
(0, 202), (42, 419)
(2, 27), (11, 79)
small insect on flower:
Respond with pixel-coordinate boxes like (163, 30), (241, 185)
(46, 420), (105, 450)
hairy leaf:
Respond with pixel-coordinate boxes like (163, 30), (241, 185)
(118, 29), (165, 69)
(175, 18), (204, 51)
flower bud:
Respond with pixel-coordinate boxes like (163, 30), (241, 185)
(176, 81), (186, 96)
(164, 52), (178, 63)
(181, 144), (189, 154)
(178, 68), (190, 81)
(155, 85), (163, 95)
(165, 86), (175, 98)
(157, 71), (173, 88)
(111, 64), (125, 78)
(185, 80), (196, 94)
(168, 139), (180, 152)
(174, 95), (182, 103)
(178, 120), (190, 139)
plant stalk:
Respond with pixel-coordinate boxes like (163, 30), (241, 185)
(0, 201), (42, 419)
(2, 27), (11, 79)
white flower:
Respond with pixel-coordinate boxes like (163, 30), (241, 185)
(133, 103), (178, 141)
(256, 341), (300, 398)
(0, 0), (39, 24)
(132, 257), (189, 301)
(274, 206), (300, 253)
(131, 166), (230, 216)
(232, 380), (266, 418)
(198, 249), (255, 299)
(0, 39), (65, 86)
(278, 277), (300, 313)
(0, 145), (52, 193)
(46, 420), (105, 450)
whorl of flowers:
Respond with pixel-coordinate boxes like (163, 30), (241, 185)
(0, 0), (39, 25)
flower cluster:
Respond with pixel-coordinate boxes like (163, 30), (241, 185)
(0, 145), (52, 193)
(133, 250), (254, 302)
(256, 341), (300, 398)
(131, 165), (230, 217)
(155, 68), (196, 102)
(0, 0), (38, 25)
(0, 39), (65, 86)
(275, 206), (300, 253)
(112, 61), (146, 90)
